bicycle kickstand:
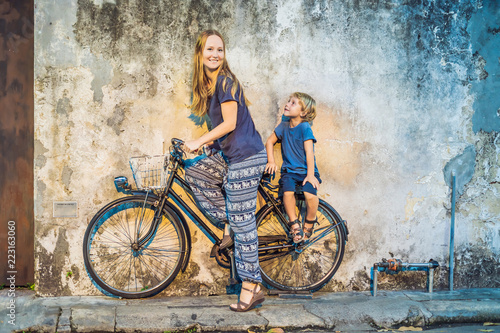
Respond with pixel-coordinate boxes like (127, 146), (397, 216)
(226, 250), (241, 295)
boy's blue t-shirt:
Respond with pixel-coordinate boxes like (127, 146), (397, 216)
(207, 75), (264, 164)
(274, 121), (319, 176)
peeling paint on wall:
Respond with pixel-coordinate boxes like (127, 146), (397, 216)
(404, 192), (425, 223)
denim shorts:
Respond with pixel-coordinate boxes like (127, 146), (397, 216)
(280, 172), (322, 196)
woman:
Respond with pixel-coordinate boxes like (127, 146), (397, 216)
(184, 30), (267, 312)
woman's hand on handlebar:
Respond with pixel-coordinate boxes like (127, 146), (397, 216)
(184, 139), (202, 153)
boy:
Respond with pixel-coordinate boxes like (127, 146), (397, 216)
(265, 92), (321, 243)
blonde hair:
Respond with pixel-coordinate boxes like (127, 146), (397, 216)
(190, 30), (247, 117)
(292, 92), (317, 123)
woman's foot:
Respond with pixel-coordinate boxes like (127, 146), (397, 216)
(229, 282), (265, 312)
(303, 218), (318, 240)
(288, 219), (304, 243)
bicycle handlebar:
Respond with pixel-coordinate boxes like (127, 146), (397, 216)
(169, 138), (278, 191)
(168, 138), (187, 164)
(171, 138), (184, 146)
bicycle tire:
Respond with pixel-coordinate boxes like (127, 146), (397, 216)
(83, 195), (186, 298)
(257, 198), (346, 291)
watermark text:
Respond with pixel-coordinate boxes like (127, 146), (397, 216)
(6, 220), (16, 326)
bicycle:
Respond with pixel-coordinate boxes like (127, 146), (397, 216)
(83, 138), (349, 298)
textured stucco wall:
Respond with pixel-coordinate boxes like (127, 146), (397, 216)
(34, 0), (500, 296)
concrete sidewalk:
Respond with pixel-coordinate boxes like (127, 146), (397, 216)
(1, 288), (499, 333)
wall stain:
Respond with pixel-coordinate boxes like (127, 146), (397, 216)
(374, 270), (432, 292)
(106, 104), (126, 135)
(87, 54), (113, 102)
(455, 245), (500, 288)
(35, 179), (46, 217)
(348, 269), (371, 291)
(56, 96), (72, 116)
(36, 229), (72, 296)
(61, 165), (73, 194)
(70, 264), (80, 281)
(34, 139), (48, 169)
(74, 0), (234, 66)
(157, 260), (227, 296)
(404, 192), (424, 223)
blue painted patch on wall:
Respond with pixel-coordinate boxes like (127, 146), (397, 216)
(468, 0), (500, 133)
(443, 145), (476, 196)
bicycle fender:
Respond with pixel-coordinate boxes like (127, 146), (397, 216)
(255, 205), (270, 221)
(87, 195), (139, 226)
(319, 199), (349, 242)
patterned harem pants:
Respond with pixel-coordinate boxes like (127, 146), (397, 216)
(185, 150), (267, 283)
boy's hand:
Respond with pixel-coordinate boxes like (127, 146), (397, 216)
(303, 175), (320, 189)
(265, 162), (278, 174)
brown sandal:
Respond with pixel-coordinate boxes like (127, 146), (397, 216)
(303, 218), (318, 240)
(229, 284), (265, 312)
(288, 219), (304, 243)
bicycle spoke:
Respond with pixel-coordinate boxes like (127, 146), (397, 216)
(138, 253), (171, 278)
(98, 250), (133, 284)
(134, 256), (139, 292)
(94, 227), (131, 248)
(110, 211), (135, 243)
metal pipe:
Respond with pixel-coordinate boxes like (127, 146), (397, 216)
(373, 265), (378, 296)
(429, 268), (434, 293)
(450, 172), (456, 291)
(400, 262), (439, 268)
(375, 262), (439, 269)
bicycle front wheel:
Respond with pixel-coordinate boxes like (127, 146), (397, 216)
(257, 199), (346, 291)
(83, 195), (186, 298)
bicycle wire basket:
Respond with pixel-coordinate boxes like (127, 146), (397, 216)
(129, 154), (169, 190)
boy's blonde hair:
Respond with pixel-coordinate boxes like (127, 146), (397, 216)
(292, 92), (316, 123)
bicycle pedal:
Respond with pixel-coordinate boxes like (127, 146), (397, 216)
(209, 244), (218, 257)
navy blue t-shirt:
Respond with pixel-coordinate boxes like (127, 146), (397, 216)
(274, 121), (319, 176)
(207, 75), (264, 164)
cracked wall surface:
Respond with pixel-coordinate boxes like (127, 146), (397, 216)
(34, 0), (500, 296)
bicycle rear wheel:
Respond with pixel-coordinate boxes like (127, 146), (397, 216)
(83, 195), (186, 298)
(257, 198), (346, 291)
